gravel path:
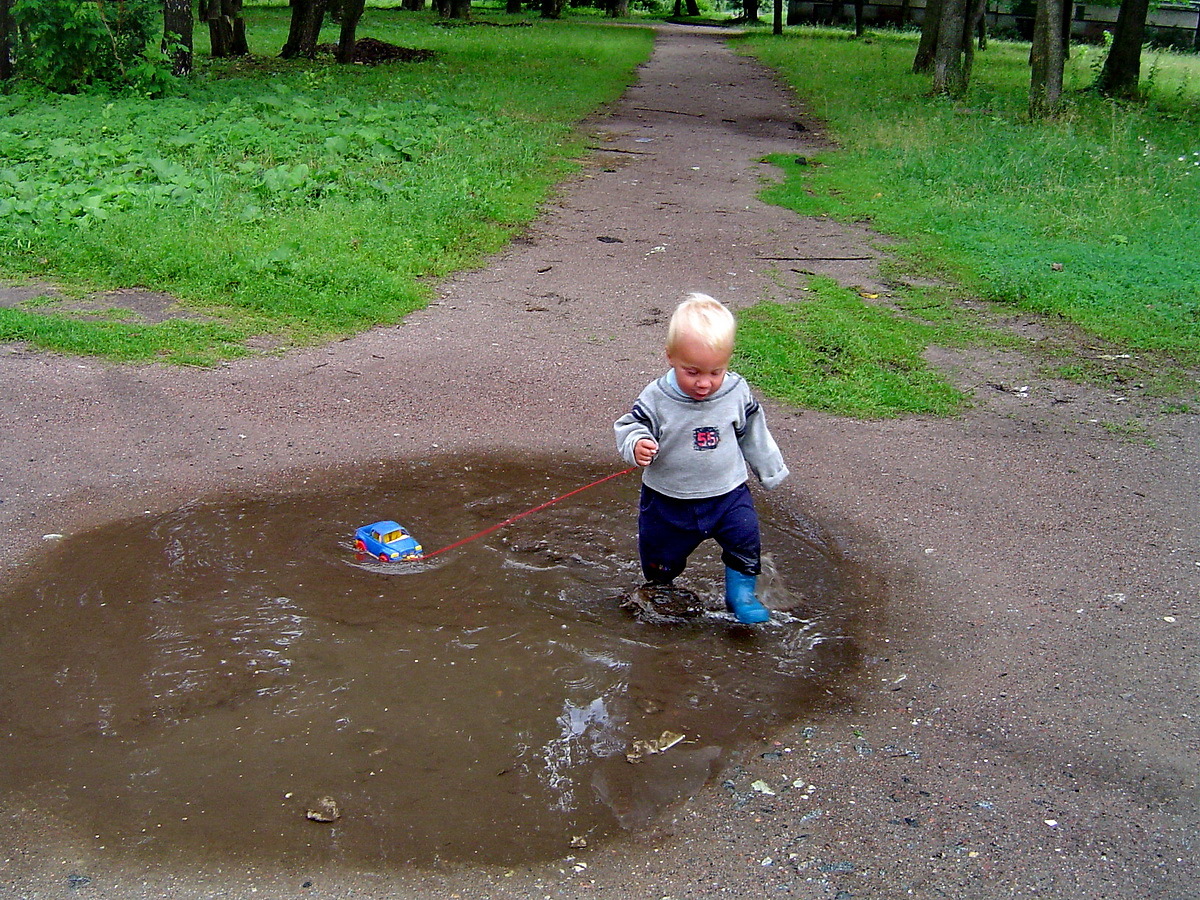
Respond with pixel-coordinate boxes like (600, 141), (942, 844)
(1, 23), (1197, 900)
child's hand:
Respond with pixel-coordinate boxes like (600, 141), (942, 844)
(633, 438), (659, 467)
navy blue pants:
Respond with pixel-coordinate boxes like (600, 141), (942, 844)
(638, 483), (761, 584)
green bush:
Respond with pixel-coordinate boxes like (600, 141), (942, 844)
(11, 0), (174, 93)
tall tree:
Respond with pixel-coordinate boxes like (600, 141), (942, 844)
(229, 0), (247, 52)
(916, 0), (984, 90)
(163, 0), (194, 75)
(0, 0), (13, 81)
(972, 0), (988, 49)
(281, 0), (328, 58)
(204, 0), (247, 57)
(335, 0), (364, 62)
(930, 0), (972, 96)
(773, 0), (783, 35)
(540, 0), (565, 17)
(1029, 0), (1064, 116)
(913, 0), (943, 73)
(1097, 0), (1150, 98)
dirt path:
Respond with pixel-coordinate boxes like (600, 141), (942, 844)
(2, 24), (1198, 900)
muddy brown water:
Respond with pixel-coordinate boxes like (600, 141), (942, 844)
(0, 454), (863, 869)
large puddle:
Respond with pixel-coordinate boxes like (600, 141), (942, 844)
(0, 454), (863, 869)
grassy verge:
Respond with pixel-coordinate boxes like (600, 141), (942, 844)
(737, 28), (1200, 412)
(735, 276), (968, 417)
(0, 9), (653, 363)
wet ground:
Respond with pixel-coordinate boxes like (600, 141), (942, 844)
(0, 455), (862, 869)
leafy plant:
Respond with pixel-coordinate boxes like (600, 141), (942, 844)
(11, 0), (174, 93)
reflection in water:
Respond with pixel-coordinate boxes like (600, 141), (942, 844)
(0, 454), (860, 868)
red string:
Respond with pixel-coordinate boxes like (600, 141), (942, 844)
(418, 466), (637, 561)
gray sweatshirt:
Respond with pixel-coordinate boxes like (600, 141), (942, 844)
(614, 371), (789, 500)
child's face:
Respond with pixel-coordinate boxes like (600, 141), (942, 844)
(667, 332), (731, 401)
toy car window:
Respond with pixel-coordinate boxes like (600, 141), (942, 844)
(383, 530), (403, 543)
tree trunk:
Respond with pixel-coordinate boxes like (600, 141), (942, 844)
(505, 0), (521, 11)
(283, 0), (305, 52)
(336, 0), (364, 62)
(402, 0), (426, 10)
(449, 0), (471, 18)
(930, 0), (971, 96)
(204, 0), (232, 57)
(163, 0), (194, 75)
(854, 0), (864, 36)
(960, 0), (986, 73)
(744, 0), (760, 23)
(1097, 0), (1149, 98)
(685, 0), (700, 15)
(973, 0), (988, 49)
(773, 0), (783, 34)
(0, 0), (12, 81)
(281, 0), (328, 58)
(1030, 0), (1064, 116)
(227, 0), (248, 55)
(913, 0), (943, 73)
(540, 0), (565, 17)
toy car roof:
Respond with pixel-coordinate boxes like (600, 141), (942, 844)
(365, 520), (404, 533)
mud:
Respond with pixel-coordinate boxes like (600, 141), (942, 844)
(0, 454), (862, 868)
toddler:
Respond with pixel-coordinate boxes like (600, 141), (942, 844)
(614, 293), (789, 624)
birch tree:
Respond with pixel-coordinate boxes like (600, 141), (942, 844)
(163, 0), (194, 75)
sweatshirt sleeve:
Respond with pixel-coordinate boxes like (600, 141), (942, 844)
(614, 396), (658, 466)
(739, 396), (789, 490)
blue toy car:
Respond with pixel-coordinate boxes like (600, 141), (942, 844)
(354, 520), (423, 562)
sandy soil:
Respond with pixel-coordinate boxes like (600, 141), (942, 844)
(2, 23), (1198, 900)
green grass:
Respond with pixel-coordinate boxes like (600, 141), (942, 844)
(738, 28), (1200, 408)
(0, 9), (653, 362)
(735, 277), (966, 417)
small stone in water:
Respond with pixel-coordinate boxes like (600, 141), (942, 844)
(305, 797), (341, 823)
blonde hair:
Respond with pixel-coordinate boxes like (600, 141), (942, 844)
(666, 293), (735, 354)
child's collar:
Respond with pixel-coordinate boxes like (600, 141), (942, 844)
(664, 369), (691, 400)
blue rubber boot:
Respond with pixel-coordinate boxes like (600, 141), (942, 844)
(724, 567), (770, 624)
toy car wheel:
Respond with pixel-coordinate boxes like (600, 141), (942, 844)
(378, 552), (390, 563)
(354, 539), (367, 552)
